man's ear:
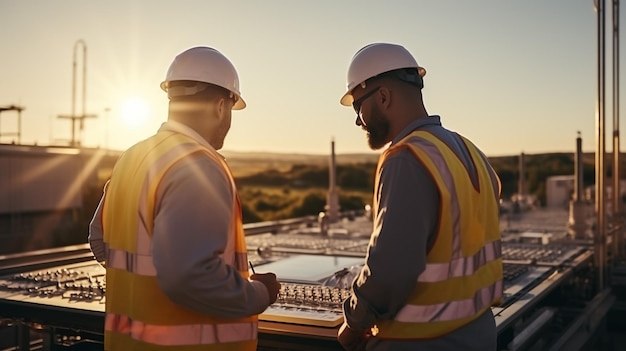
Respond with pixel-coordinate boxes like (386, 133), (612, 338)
(214, 97), (226, 121)
(379, 86), (391, 110)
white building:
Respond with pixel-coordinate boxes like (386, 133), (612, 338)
(548, 173), (626, 212)
(546, 175), (575, 209)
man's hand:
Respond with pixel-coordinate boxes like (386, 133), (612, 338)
(250, 272), (281, 304)
(337, 322), (371, 351)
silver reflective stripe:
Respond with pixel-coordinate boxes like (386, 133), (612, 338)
(107, 249), (157, 276)
(105, 313), (256, 345)
(216, 322), (257, 343)
(395, 134), (503, 324)
(394, 279), (503, 323)
(135, 223), (152, 256)
(418, 240), (501, 283)
(408, 136), (462, 258)
(136, 142), (205, 255)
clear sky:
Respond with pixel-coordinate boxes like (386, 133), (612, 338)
(0, 0), (613, 157)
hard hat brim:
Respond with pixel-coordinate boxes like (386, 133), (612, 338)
(340, 92), (354, 107)
(233, 97), (246, 110)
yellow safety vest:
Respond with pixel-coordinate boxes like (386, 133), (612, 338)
(101, 131), (257, 351)
(374, 130), (503, 340)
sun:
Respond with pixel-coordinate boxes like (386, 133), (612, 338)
(120, 97), (149, 128)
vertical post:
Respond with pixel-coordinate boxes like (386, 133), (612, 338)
(0, 105), (24, 144)
(80, 41), (87, 145)
(596, 0), (607, 291)
(71, 41), (77, 146)
(59, 40), (90, 147)
(612, 0), (622, 258)
(17, 107), (21, 144)
(518, 152), (525, 206)
(569, 132), (588, 239)
(326, 137), (340, 222)
(576, 132), (583, 202)
(73, 39), (87, 147)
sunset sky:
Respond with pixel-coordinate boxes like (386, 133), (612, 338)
(0, 1), (614, 156)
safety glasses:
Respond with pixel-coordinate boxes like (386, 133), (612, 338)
(352, 87), (380, 126)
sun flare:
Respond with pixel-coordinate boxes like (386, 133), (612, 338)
(120, 97), (149, 128)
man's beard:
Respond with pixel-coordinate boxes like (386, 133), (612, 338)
(364, 104), (391, 150)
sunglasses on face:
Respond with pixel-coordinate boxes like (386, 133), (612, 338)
(352, 87), (380, 126)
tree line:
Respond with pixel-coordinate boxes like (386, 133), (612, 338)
(235, 152), (612, 221)
(56, 152), (607, 250)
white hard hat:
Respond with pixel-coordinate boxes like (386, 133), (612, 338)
(160, 46), (246, 110)
(340, 43), (426, 106)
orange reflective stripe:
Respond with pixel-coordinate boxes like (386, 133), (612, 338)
(105, 313), (131, 333)
(393, 279), (503, 323)
(107, 249), (156, 276)
(419, 240), (501, 283)
(105, 313), (257, 345)
(234, 252), (248, 273)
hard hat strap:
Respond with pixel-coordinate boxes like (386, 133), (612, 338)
(362, 68), (424, 91)
(167, 82), (236, 102)
(167, 83), (209, 98)
(391, 69), (424, 89)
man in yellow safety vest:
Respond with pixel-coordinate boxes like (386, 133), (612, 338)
(89, 46), (281, 351)
(337, 42), (503, 351)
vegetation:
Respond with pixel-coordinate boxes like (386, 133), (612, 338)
(235, 151), (617, 220)
(236, 162), (375, 222)
(23, 150), (616, 255)
(488, 152), (602, 206)
(74, 152), (617, 229)
(448, 152), (610, 205)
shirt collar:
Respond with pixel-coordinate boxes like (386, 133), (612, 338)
(158, 120), (224, 158)
(391, 115), (442, 145)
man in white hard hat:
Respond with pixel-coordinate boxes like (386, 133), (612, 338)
(337, 43), (503, 351)
(88, 46), (280, 351)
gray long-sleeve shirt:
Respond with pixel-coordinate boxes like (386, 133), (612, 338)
(89, 121), (269, 319)
(343, 115), (497, 351)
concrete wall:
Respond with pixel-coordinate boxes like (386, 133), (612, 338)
(0, 144), (118, 254)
